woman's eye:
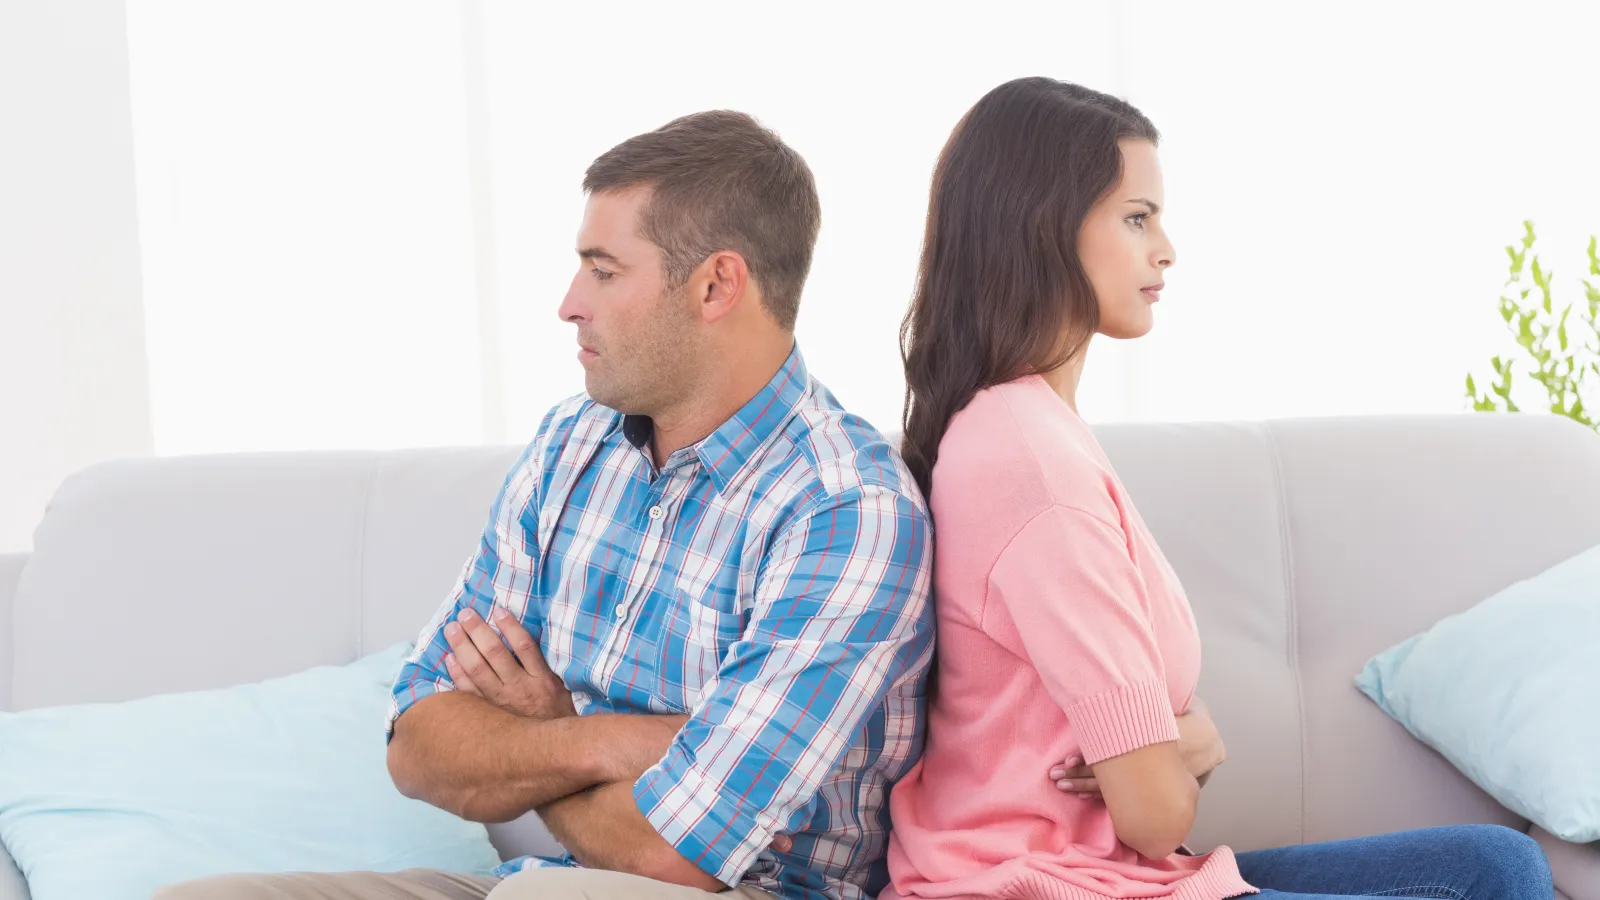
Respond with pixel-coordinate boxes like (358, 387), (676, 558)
(1127, 213), (1148, 229)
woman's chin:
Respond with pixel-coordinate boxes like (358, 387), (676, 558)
(1100, 314), (1155, 340)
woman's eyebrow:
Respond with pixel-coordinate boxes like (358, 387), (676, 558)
(1125, 198), (1162, 214)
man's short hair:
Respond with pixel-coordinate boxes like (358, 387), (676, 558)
(584, 110), (821, 332)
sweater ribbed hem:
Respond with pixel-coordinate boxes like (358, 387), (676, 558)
(1007, 847), (1258, 900)
(1066, 679), (1181, 764)
(883, 846), (1257, 900)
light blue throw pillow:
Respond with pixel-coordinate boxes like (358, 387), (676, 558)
(1356, 543), (1600, 843)
(0, 643), (503, 900)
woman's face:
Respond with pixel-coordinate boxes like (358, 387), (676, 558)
(1077, 139), (1176, 340)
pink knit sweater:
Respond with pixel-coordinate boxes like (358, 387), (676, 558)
(883, 375), (1256, 900)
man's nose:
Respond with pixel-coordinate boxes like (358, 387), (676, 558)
(557, 283), (585, 324)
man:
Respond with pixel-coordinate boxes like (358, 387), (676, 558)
(158, 110), (933, 900)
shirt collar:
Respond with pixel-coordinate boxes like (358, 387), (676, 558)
(619, 343), (809, 496)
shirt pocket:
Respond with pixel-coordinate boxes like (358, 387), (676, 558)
(672, 560), (750, 692)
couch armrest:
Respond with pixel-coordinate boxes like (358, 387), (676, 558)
(0, 839), (28, 900)
(0, 552), (27, 712)
(1534, 826), (1600, 900)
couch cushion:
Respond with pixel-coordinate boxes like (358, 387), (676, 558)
(0, 643), (501, 900)
(0, 841), (26, 900)
(1357, 542), (1600, 842)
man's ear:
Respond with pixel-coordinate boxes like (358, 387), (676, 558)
(695, 250), (750, 324)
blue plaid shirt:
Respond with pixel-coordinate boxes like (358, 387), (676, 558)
(388, 346), (934, 900)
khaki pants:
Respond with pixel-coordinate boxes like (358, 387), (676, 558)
(153, 865), (779, 900)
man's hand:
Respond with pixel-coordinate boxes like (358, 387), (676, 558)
(444, 606), (575, 720)
(438, 607), (800, 859)
(1050, 700), (1226, 798)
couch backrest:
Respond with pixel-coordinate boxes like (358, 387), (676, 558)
(0, 552), (22, 713)
(8, 445), (561, 858)
(1094, 415), (1600, 851)
(10, 414), (1600, 859)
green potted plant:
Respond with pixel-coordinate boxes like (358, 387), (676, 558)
(1467, 221), (1600, 432)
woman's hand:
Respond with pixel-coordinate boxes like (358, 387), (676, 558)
(1174, 697), (1226, 786)
(1050, 754), (1101, 798)
(1050, 699), (1226, 798)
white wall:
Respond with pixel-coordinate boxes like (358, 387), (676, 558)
(0, 0), (153, 553)
(5, 3), (1596, 552)
(126, 1), (486, 457)
(479, 0), (1125, 440)
(474, 0), (1600, 436)
(1118, 1), (1600, 423)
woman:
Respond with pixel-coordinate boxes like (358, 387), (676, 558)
(885, 77), (1553, 900)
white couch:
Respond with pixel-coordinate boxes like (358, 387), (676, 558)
(2, 414), (1598, 899)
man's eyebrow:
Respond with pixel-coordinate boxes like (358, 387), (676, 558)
(1126, 198), (1162, 215)
(577, 247), (621, 264)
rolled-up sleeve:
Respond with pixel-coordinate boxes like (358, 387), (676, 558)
(633, 486), (934, 885)
(385, 417), (555, 738)
(985, 504), (1180, 765)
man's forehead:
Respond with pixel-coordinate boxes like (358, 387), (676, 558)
(585, 187), (650, 220)
(577, 190), (647, 242)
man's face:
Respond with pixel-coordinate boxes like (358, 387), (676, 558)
(557, 188), (701, 414)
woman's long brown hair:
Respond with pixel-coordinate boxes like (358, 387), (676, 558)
(899, 78), (1160, 501)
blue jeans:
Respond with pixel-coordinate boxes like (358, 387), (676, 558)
(1229, 824), (1553, 899)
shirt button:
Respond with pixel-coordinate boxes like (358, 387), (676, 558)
(614, 605), (626, 619)
(648, 505), (664, 520)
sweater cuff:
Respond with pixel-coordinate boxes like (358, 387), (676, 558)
(1066, 679), (1181, 764)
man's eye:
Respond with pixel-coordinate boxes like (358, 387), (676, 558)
(591, 268), (614, 281)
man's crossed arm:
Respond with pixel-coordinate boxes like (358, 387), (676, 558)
(389, 488), (932, 892)
(386, 606), (742, 890)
